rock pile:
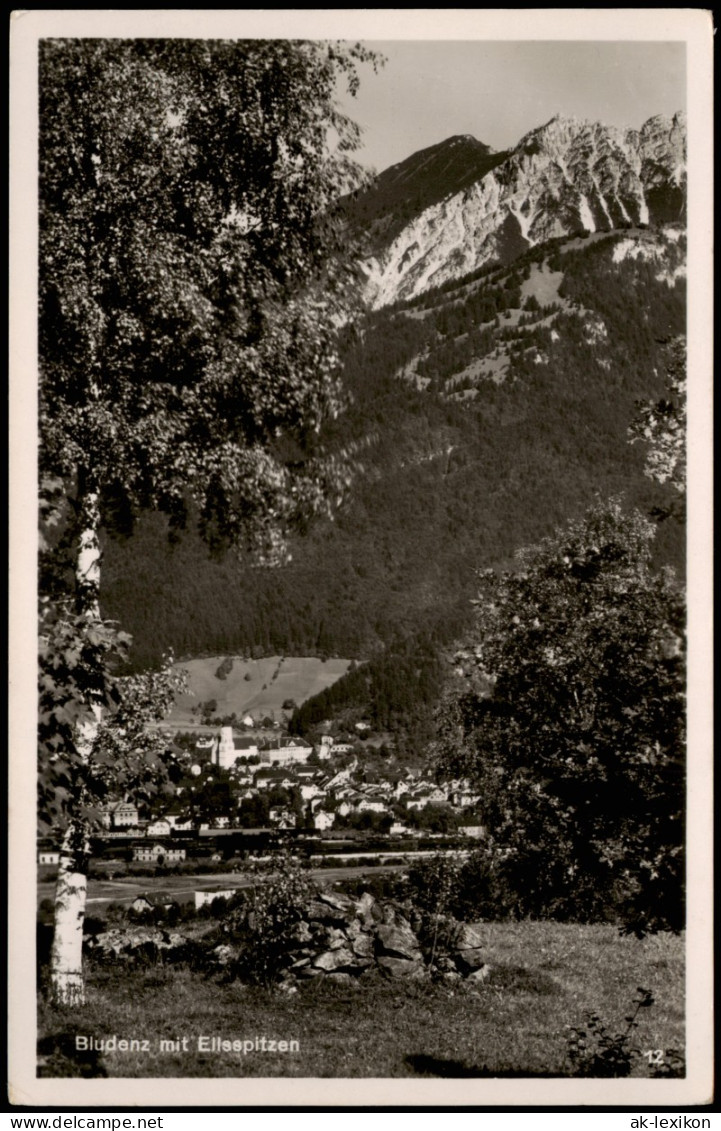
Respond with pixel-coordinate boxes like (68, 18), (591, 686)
(84, 888), (491, 985)
(86, 925), (194, 965)
(267, 888), (489, 985)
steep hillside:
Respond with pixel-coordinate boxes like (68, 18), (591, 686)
(347, 134), (508, 246)
(355, 113), (686, 307)
(101, 227), (685, 680)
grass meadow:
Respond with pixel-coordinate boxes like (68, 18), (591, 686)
(38, 921), (684, 1078)
(165, 655), (352, 726)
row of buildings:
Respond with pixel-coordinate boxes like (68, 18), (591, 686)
(101, 727), (485, 837)
(38, 729), (485, 865)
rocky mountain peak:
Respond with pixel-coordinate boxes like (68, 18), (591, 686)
(346, 132), (507, 249)
(358, 111), (686, 308)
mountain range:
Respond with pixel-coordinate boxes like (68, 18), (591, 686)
(99, 111), (687, 740)
(353, 112), (686, 307)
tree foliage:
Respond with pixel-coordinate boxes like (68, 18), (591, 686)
(629, 336), (686, 497)
(434, 499), (685, 933)
(40, 37), (378, 567)
(37, 37), (379, 1002)
(39, 35), (378, 793)
(38, 596), (185, 837)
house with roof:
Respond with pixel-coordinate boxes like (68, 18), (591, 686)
(299, 781), (324, 801)
(356, 798), (388, 814)
(133, 842), (186, 864)
(194, 736), (215, 764)
(254, 768), (296, 791)
(165, 813), (195, 831)
(268, 806), (295, 824)
(102, 800), (139, 829)
(194, 887), (238, 910)
(312, 810), (336, 831)
(389, 822), (413, 837)
(405, 786), (448, 811)
(448, 785), (482, 809)
(259, 736), (313, 766)
(130, 892), (177, 914)
(145, 817), (173, 837)
(336, 791), (366, 816)
(296, 765), (322, 781)
(317, 735), (334, 759)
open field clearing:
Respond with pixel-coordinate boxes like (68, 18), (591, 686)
(165, 655), (353, 726)
(37, 865), (410, 910)
(38, 922), (684, 1078)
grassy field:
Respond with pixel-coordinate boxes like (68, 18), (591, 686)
(38, 922), (684, 1078)
(165, 655), (352, 726)
(38, 865), (409, 912)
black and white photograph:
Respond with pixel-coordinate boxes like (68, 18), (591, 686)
(9, 8), (713, 1109)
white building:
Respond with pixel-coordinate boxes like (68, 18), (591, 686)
(133, 843), (186, 863)
(356, 799), (387, 814)
(299, 782), (324, 801)
(313, 810), (336, 831)
(102, 800), (139, 829)
(145, 818), (172, 837)
(212, 727), (259, 769)
(330, 742), (354, 755)
(259, 737), (313, 765)
(389, 822), (412, 837)
(194, 888), (237, 910)
(318, 735), (334, 760)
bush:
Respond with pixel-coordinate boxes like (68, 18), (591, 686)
(84, 915), (107, 937)
(38, 898), (55, 922)
(404, 849), (513, 923)
(215, 657), (234, 680)
(337, 873), (403, 902)
(223, 855), (316, 986)
(565, 988), (685, 1078)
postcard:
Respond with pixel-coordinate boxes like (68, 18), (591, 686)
(9, 8), (714, 1110)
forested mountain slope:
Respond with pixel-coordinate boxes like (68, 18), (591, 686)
(101, 226), (685, 683)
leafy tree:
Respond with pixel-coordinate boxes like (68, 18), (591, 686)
(38, 37), (378, 1003)
(434, 499), (685, 932)
(38, 606), (183, 1003)
(189, 777), (235, 824)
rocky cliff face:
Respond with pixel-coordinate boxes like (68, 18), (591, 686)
(359, 112), (686, 308)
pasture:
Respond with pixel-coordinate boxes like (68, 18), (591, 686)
(38, 921), (684, 1079)
(165, 655), (353, 726)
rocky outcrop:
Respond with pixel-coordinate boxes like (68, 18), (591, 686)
(360, 112), (686, 308)
(264, 889), (490, 985)
(84, 889), (492, 986)
(85, 926), (194, 965)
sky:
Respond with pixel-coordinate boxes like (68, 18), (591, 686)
(340, 41), (686, 173)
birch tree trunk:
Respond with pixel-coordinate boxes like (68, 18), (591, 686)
(50, 492), (101, 1006)
(49, 825), (89, 1006)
